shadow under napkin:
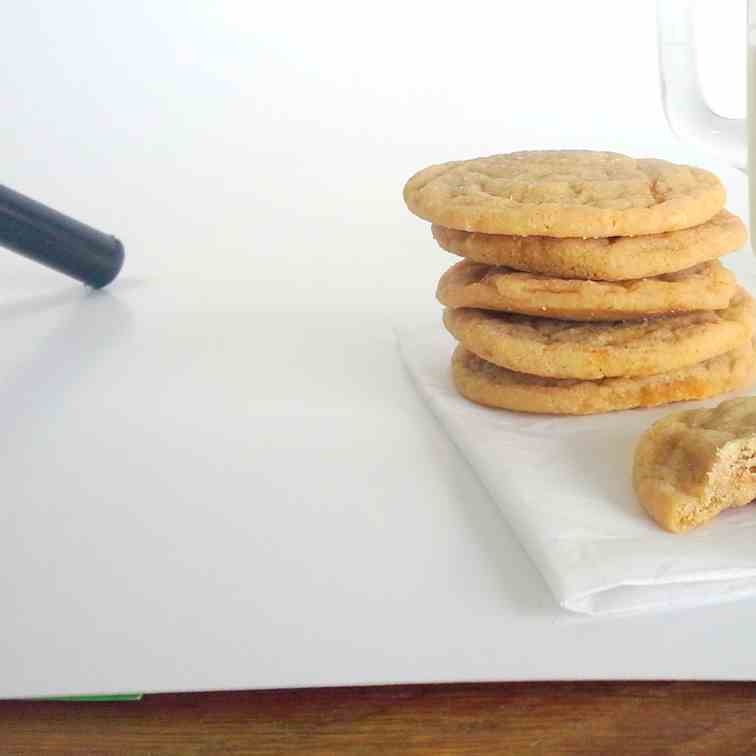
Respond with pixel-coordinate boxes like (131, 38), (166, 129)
(395, 351), (557, 616)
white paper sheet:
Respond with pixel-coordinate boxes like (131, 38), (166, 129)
(397, 280), (756, 616)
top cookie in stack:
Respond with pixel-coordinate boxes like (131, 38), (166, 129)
(403, 150), (753, 415)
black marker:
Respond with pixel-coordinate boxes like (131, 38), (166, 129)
(0, 184), (124, 288)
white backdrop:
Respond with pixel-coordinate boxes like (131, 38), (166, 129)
(0, 0), (744, 298)
(1, 0), (755, 698)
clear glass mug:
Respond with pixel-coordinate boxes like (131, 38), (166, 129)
(659, 0), (756, 242)
(658, 0), (748, 173)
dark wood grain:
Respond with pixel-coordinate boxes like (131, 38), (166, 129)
(2, 682), (756, 755)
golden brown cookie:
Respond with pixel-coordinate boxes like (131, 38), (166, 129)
(437, 259), (736, 321)
(432, 210), (746, 281)
(404, 150), (726, 237)
(443, 289), (753, 380)
(634, 397), (756, 533)
(452, 343), (755, 417)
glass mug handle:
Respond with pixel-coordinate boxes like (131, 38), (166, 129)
(657, 0), (747, 170)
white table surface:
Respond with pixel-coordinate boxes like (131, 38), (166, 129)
(2, 143), (756, 699)
(3, 1), (756, 698)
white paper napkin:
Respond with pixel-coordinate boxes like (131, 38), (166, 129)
(397, 321), (756, 616)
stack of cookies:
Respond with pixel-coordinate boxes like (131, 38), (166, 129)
(403, 150), (753, 415)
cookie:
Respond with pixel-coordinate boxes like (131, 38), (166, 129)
(634, 397), (756, 532)
(432, 210), (746, 281)
(452, 342), (755, 416)
(442, 289), (753, 380)
(404, 150), (726, 237)
(437, 259), (736, 321)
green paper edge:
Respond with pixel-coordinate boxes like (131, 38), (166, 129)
(40, 693), (143, 702)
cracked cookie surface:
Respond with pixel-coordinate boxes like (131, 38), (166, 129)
(452, 342), (755, 416)
(432, 209), (745, 280)
(404, 150), (726, 237)
(443, 289), (753, 379)
(634, 397), (756, 532)
(437, 259), (737, 321)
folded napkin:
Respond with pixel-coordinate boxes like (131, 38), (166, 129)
(397, 322), (756, 616)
